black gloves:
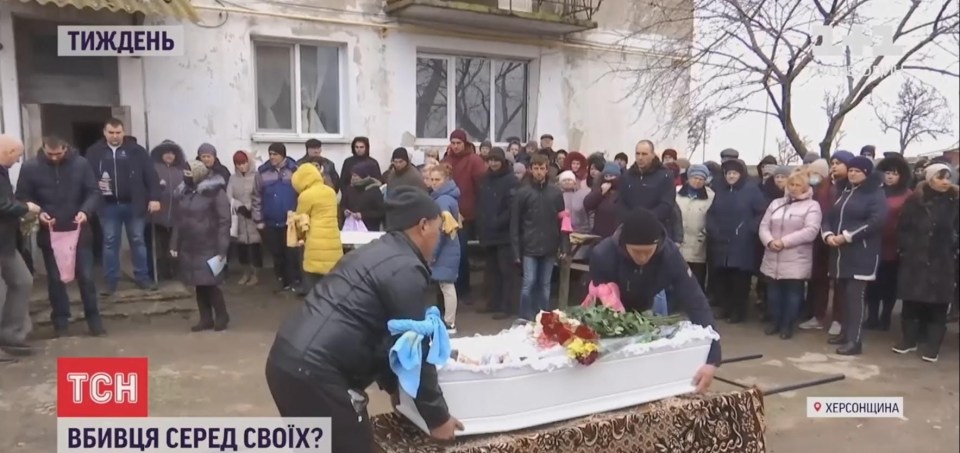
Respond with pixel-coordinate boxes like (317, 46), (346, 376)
(236, 206), (252, 218)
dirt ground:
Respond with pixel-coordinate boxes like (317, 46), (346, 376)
(1, 281), (958, 453)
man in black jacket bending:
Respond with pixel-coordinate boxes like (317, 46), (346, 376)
(265, 186), (462, 452)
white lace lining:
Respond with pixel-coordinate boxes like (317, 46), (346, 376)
(439, 322), (720, 376)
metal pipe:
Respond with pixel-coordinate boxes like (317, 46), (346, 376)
(718, 354), (763, 365)
(763, 374), (846, 396)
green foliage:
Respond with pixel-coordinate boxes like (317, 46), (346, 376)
(565, 306), (684, 339)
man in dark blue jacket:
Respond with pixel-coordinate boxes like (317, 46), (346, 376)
(589, 208), (721, 392)
(618, 140), (677, 239)
(252, 143), (301, 291)
(85, 118), (161, 294)
(17, 136), (105, 337)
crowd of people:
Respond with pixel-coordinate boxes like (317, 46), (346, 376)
(0, 119), (957, 364)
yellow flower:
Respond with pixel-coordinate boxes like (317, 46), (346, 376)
(565, 338), (598, 359)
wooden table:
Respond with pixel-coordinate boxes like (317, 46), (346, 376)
(556, 233), (601, 309)
(373, 388), (767, 453)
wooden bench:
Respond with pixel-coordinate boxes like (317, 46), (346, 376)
(556, 233), (601, 309)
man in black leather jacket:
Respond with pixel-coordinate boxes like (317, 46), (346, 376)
(265, 186), (462, 452)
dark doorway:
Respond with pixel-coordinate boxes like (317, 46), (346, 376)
(73, 121), (104, 156)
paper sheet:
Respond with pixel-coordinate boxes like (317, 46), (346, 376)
(207, 255), (226, 276)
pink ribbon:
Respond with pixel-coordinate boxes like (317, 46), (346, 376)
(580, 281), (625, 312)
(559, 210), (573, 233)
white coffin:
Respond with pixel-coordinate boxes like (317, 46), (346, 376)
(397, 322), (717, 436)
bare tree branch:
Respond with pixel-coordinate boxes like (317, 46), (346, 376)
(872, 78), (955, 154)
(614, 0), (959, 158)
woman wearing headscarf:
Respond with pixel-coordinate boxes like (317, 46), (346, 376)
(758, 170), (822, 339)
(821, 156), (887, 355)
(676, 164), (715, 290)
(340, 160), (386, 231)
(340, 137), (382, 192)
(892, 164), (958, 363)
(583, 162), (623, 238)
(705, 159), (767, 323)
(227, 150), (263, 286)
(864, 155), (912, 331)
(558, 170), (591, 234)
(196, 143), (231, 184)
(171, 161), (231, 331)
(513, 161), (527, 182)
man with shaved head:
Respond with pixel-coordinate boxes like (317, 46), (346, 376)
(0, 134), (41, 362)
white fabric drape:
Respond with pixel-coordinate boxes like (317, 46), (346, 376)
(300, 46), (327, 134)
(256, 46), (289, 129)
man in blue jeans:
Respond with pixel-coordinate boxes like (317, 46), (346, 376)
(16, 136), (106, 336)
(85, 118), (162, 295)
(511, 154), (564, 320)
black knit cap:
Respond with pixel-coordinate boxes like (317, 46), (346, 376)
(384, 186), (441, 232)
(391, 147), (410, 162)
(619, 208), (664, 246)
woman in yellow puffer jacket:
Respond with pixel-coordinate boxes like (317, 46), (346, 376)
(291, 163), (343, 291)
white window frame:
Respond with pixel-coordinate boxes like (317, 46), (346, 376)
(250, 38), (349, 143)
(415, 53), (530, 147)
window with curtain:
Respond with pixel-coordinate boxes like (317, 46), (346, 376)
(254, 41), (342, 135)
(416, 54), (529, 142)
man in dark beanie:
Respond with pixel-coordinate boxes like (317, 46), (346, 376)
(860, 145), (876, 159)
(266, 186), (463, 451)
(384, 147), (426, 199)
(588, 208), (721, 392)
(476, 147), (520, 319)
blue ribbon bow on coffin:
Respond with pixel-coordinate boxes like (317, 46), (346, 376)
(387, 306), (451, 398)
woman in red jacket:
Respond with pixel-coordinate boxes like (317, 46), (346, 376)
(864, 156), (912, 331)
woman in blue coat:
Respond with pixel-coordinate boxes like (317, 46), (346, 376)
(427, 165), (462, 333)
(705, 159), (767, 323)
(821, 156), (887, 356)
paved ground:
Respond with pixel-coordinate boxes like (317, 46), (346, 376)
(1, 280), (958, 453)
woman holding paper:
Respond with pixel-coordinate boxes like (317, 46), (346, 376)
(171, 160), (231, 331)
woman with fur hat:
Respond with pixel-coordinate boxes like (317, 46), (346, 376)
(863, 155), (912, 331)
(820, 156), (887, 355)
(171, 160), (231, 331)
(892, 164), (958, 362)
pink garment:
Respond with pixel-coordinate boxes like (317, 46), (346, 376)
(758, 190), (823, 280)
(581, 281), (625, 312)
(559, 210), (573, 233)
(50, 226), (82, 283)
(343, 216), (368, 232)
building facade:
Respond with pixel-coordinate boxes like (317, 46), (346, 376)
(0, 0), (691, 181)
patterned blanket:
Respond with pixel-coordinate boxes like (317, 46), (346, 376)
(373, 388), (767, 453)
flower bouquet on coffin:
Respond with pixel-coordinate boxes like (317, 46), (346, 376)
(532, 311), (601, 365)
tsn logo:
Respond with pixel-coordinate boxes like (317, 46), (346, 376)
(57, 357), (149, 417)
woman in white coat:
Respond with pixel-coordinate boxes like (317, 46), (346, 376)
(676, 164), (715, 290)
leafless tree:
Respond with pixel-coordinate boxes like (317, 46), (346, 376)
(872, 78), (955, 154)
(620, 0), (959, 158)
(822, 89), (847, 150)
(776, 135), (808, 164)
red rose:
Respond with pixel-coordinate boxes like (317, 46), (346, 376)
(574, 324), (598, 341)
